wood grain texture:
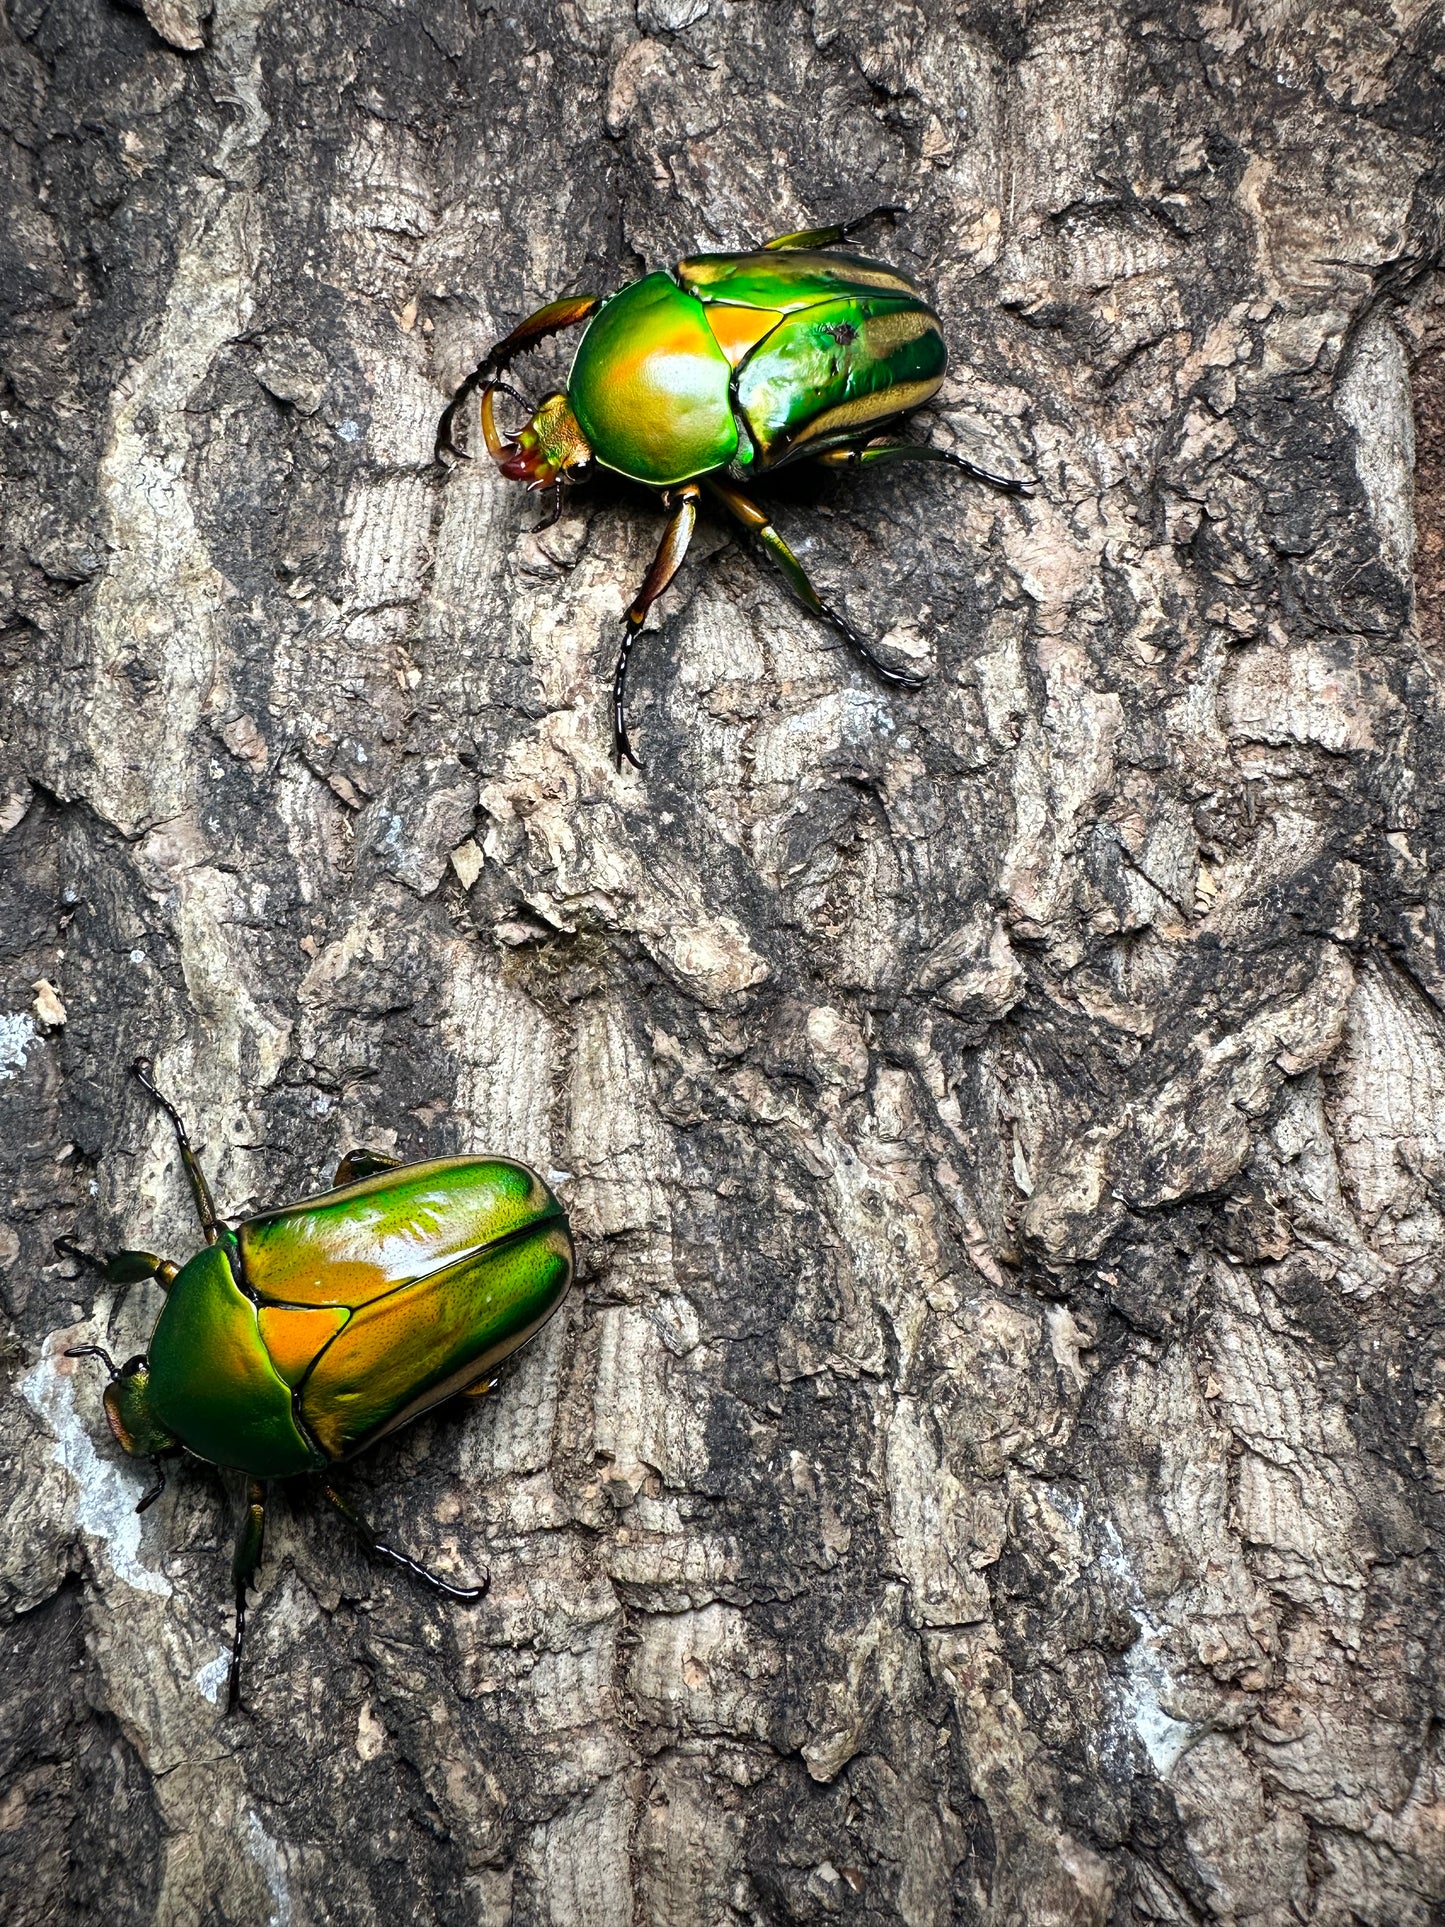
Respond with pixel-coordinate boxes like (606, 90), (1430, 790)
(1, 1), (1443, 1920)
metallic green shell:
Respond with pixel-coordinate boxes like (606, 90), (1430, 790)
(238, 1158), (573, 1462)
(147, 1242), (319, 1478)
(567, 250), (947, 484)
(568, 272), (738, 486)
(733, 294), (947, 467)
(683, 250), (946, 469)
(140, 1160), (573, 1477)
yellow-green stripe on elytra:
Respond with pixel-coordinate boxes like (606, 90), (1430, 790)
(676, 248), (922, 310)
(785, 378), (945, 452)
(732, 294), (947, 466)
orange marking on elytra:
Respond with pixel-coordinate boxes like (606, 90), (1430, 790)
(258, 1304), (348, 1387)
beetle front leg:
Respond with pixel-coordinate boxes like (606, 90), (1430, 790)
(135, 1455), (172, 1514)
(532, 481), (564, 533)
(702, 478), (925, 692)
(228, 1479), (267, 1716)
(322, 1484), (489, 1603)
(58, 1237), (180, 1332)
(612, 484), (700, 771)
(815, 438), (1033, 496)
(435, 295), (599, 464)
(131, 1058), (222, 1247)
(57, 1237), (179, 1290)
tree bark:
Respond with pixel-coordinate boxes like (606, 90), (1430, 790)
(2, 1), (1444, 1921)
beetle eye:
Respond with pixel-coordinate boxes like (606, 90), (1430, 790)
(565, 454), (593, 482)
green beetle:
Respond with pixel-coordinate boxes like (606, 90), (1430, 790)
(64, 1061), (573, 1712)
(437, 206), (1030, 769)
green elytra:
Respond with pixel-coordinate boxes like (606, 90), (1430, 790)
(64, 1060), (573, 1713)
(437, 207), (1031, 770)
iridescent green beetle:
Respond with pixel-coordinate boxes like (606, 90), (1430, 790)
(436, 207), (1030, 768)
(64, 1061), (573, 1712)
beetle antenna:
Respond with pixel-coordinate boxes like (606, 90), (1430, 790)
(65, 1343), (121, 1380)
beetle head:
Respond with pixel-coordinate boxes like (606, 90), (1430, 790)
(103, 1360), (176, 1456)
(481, 384), (593, 488)
(66, 1347), (178, 1457)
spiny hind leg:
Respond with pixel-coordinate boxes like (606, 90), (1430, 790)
(762, 206), (906, 250)
(701, 478), (923, 690)
(323, 1484), (489, 1602)
(814, 437), (1032, 496)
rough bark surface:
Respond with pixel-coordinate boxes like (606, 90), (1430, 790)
(2, 1), (1444, 1921)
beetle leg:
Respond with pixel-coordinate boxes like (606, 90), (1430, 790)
(131, 1058), (222, 1247)
(436, 295), (600, 464)
(135, 1455), (170, 1515)
(228, 1479), (267, 1717)
(762, 205), (907, 251)
(701, 478), (926, 691)
(322, 1484), (489, 1603)
(532, 480), (564, 533)
(814, 438), (1034, 496)
(58, 1238), (179, 1332)
(612, 484), (700, 771)
(56, 1237), (179, 1291)
(112, 1250), (180, 1288)
(332, 1149), (403, 1187)
(64, 1342), (121, 1377)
